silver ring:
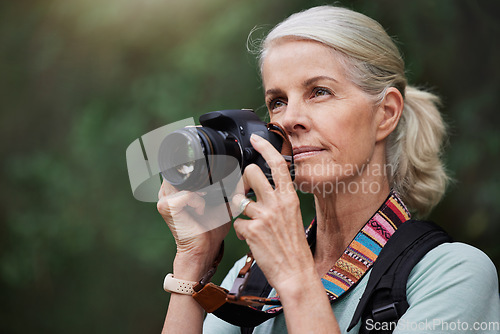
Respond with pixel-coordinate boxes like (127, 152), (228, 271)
(239, 197), (252, 214)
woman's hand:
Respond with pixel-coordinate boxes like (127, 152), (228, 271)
(233, 134), (340, 334)
(157, 181), (231, 278)
(232, 134), (315, 291)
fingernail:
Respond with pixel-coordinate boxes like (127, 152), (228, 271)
(250, 133), (261, 142)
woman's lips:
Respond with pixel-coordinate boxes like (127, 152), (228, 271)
(293, 146), (324, 161)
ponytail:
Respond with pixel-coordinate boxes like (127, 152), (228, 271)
(387, 86), (449, 216)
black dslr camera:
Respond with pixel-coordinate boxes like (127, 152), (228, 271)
(158, 109), (293, 192)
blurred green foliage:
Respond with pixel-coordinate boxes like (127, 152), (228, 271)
(1, 0), (499, 332)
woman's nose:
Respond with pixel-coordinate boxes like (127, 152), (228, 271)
(279, 101), (310, 134)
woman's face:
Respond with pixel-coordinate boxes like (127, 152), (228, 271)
(261, 39), (383, 195)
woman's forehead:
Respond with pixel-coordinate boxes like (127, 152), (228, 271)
(261, 40), (349, 87)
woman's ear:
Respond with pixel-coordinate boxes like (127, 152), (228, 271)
(375, 87), (404, 142)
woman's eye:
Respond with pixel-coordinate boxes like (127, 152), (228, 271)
(268, 99), (287, 112)
(313, 87), (331, 97)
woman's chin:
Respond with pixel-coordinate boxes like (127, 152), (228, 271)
(292, 176), (337, 196)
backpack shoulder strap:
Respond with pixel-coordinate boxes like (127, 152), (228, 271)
(348, 220), (453, 333)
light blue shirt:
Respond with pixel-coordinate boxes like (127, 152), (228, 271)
(203, 243), (500, 333)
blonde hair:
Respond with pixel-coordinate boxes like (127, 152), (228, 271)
(253, 6), (449, 216)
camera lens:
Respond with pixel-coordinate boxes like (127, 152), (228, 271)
(158, 127), (241, 191)
(159, 128), (209, 189)
(169, 140), (196, 180)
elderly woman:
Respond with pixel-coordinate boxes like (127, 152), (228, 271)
(157, 5), (500, 334)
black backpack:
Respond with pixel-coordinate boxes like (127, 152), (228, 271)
(231, 220), (453, 334)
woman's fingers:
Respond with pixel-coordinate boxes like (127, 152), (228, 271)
(232, 194), (258, 218)
(230, 135), (308, 288)
(232, 217), (248, 240)
(158, 179), (177, 199)
(241, 164), (274, 201)
(157, 190), (206, 236)
(250, 134), (293, 192)
(236, 134), (294, 207)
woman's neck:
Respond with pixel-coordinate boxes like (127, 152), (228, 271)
(312, 178), (390, 276)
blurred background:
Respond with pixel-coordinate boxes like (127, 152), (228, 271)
(1, 0), (499, 332)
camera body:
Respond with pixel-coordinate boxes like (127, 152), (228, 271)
(158, 109), (292, 193)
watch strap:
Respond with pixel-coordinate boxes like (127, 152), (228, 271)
(163, 274), (197, 295)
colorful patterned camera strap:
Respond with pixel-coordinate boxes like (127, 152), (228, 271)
(263, 190), (411, 313)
